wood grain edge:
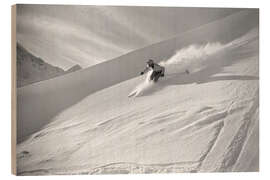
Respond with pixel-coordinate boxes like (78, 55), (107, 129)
(11, 4), (17, 175)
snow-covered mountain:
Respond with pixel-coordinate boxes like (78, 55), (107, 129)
(16, 10), (259, 174)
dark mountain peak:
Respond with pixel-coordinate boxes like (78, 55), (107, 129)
(16, 43), (81, 87)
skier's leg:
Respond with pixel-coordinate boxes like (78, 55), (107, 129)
(161, 67), (165, 77)
(150, 71), (155, 80)
(154, 71), (162, 82)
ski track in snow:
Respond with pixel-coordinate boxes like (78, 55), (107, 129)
(218, 91), (259, 172)
(17, 98), (257, 175)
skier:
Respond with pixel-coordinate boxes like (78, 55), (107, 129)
(140, 59), (165, 82)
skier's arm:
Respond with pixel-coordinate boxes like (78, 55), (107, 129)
(140, 66), (150, 75)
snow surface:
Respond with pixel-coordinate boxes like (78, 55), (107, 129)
(16, 10), (259, 175)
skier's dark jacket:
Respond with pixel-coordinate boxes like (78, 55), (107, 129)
(141, 63), (165, 75)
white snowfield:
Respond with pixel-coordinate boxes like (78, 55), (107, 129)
(17, 10), (259, 175)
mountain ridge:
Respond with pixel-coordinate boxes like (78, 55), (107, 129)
(16, 43), (82, 87)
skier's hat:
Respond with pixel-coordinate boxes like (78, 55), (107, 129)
(147, 59), (154, 65)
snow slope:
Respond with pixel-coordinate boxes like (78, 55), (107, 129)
(17, 10), (258, 143)
(16, 10), (259, 174)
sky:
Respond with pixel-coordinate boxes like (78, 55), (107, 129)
(16, 5), (240, 70)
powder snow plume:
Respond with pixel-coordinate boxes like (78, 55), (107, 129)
(160, 42), (226, 75)
(128, 69), (155, 97)
(159, 27), (259, 76)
